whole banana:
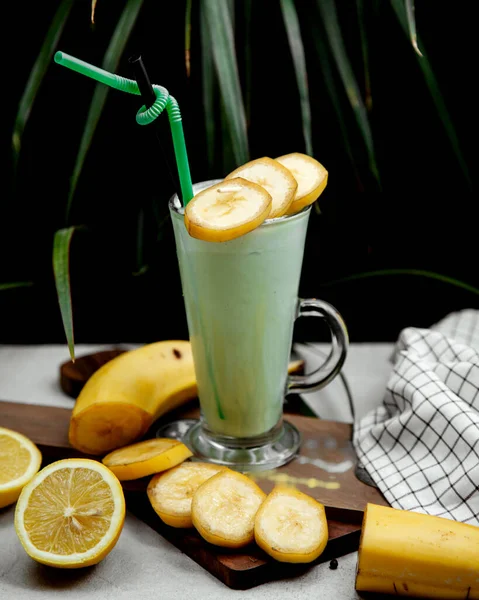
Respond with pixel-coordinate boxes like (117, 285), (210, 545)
(69, 341), (196, 455)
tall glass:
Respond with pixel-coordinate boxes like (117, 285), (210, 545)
(169, 180), (348, 470)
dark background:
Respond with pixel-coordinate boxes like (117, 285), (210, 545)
(1, 0), (477, 346)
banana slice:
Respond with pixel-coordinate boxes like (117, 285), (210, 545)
(225, 157), (297, 218)
(191, 469), (266, 548)
(275, 153), (328, 215)
(101, 438), (192, 481)
(184, 178), (272, 242)
(254, 486), (328, 563)
(147, 462), (226, 528)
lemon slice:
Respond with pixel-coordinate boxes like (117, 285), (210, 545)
(191, 469), (266, 548)
(275, 153), (328, 215)
(102, 438), (193, 481)
(254, 486), (328, 563)
(14, 458), (125, 568)
(226, 157), (297, 218)
(184, 177), (272, 242)
(0, 427), (42, 509)
(147, 462), (226, 528)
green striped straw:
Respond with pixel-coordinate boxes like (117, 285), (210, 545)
(54, 51), (194, 205)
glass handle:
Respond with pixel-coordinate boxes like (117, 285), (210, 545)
(287, 298), (349, 394)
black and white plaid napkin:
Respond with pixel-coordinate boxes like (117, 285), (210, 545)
(353, 309), (479, 525)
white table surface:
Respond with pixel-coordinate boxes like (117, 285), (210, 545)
(0, 342), (394, 600)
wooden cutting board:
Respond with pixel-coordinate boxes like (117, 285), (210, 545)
(1, 347), (388, 588)
(0, 396), (387, 589)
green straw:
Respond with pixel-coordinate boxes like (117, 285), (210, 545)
(54, 51), (194, 205)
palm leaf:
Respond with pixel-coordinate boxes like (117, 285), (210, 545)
(243, 0), (253, 125)
(53, 227), (77, 360)
(200, 3), (217, 170)
(391, 0), (472, 188)
(220, 0), (237, 173)
(12, 0), (74, 172)
(405, 0), (423, 57)
(133, 207), (149, 276)
(227, 0), (235, 26)
(151, 197), (170, 242)
(185, 0), (192, 77)
(309, 19), (363, 190)
(280, 0), (313, 155)
(0, 282), (34, 291)
(201, 0), (249, 167)
(356, 0), (372, 111)
(65, 0), (144, 223)
(91, 0), (98, 23)
(316, 0), (380, 185)
(220, 99), (236, 174)
(321, 269), (479, 296)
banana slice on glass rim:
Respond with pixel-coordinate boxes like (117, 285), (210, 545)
(225, 156), (298, 218)
(191, 469), (266, 548)
(147, 462), (226, 528)
(275, 152), (328, 215)
(254, 486), (329, 563)
(184, 177), (272, 243)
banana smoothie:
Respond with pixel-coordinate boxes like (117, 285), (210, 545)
(170, 186), (309, 438)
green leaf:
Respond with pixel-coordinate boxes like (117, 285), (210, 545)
(308, 19), (363, 189)
(243, 0), (253, 126)
(200, 4), (217, 170)
(12, 0), (74, 171)
(53, 227), (77, 360)
(226, 0), (235, 27)
(405, 0), (423, 57)
(391, 0), (472, 188)
(321, 269), (479, 296)
(0, 282), (34, 291)
(133, 207), (149, 276)
(220, 99), (236, 174)
(151, 198), (170, 242)
(356, 0), (372, 111)
(65, 0), (144, 223)
(201, 0), (249, 167)
(91, 0), (98, 23)
(280, 0), (313, 155)
(185, 0), (192, 77)
(316, 0), (380, 185)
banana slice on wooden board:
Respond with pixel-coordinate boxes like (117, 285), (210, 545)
(102, 438), (192, 481)
(147, 462), (226, 528)
(254, 486), (329, 563)
(191, 469), (266, 548)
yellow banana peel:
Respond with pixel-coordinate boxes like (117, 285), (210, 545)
(356, 503), (479, 599)
(69, 341), (196, 455)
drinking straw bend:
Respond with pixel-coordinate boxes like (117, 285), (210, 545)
(54, 51), (194, 205)
(128, 54), (180, 198)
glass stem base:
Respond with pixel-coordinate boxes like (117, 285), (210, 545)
(180, 420), (301, 472)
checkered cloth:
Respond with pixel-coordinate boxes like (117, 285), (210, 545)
(353, 309), (479, 525)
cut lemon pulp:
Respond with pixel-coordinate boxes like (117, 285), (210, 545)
(254, 486), (328, 563)
(184, 177), (272, 242)
(147, 462), (225, 528)
(191, 469), (266, 548)
(275, 153), (328, 215)
(226, 157), (297, 218)
(102, 438), (193, 481)
(0, 427), (42, 509)
(14, 458), (125, 568)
